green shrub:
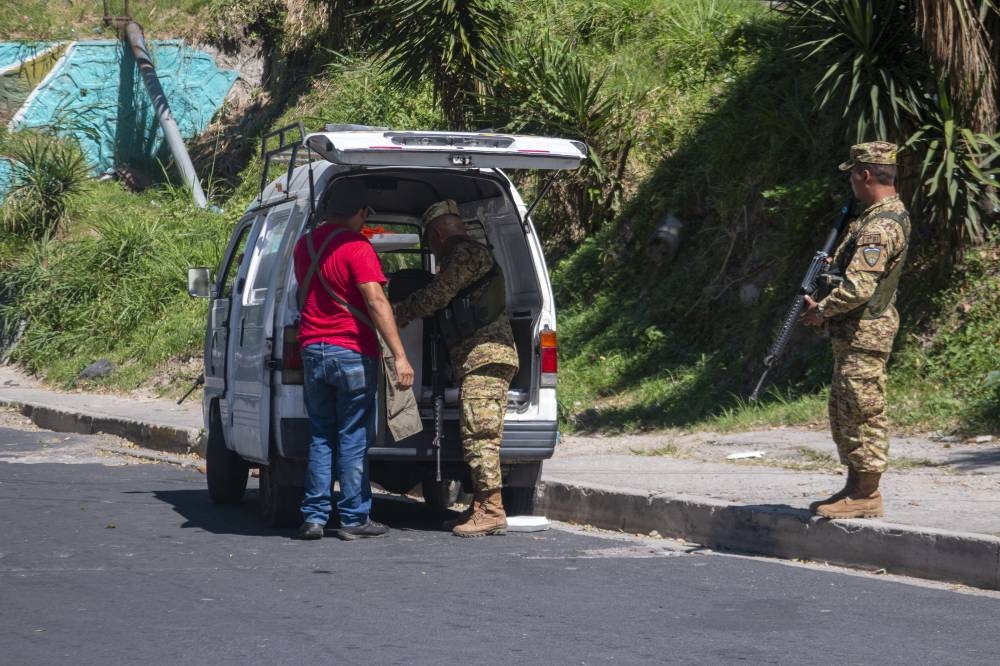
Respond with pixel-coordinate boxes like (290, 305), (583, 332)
(359, 0), (510, 128)
(0, 182), (226, 388)
(206, 0), (286, 52)
(781, 0), (1000, 263)
(891, 247), (1000, 433)
(0, 130), (90, 239)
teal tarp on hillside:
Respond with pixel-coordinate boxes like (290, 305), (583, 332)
(0, 42), (65, 125)
(10, 39), (236, 176)
(0, 42), (55, 72)
(0, 159), (11, 202)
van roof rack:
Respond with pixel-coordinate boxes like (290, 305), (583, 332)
(258, 121), (308, 203)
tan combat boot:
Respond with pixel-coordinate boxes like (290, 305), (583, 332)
(452, 488), (507, 537)
(809, 468), (858, 514)
(816, 472), (883, 519)
(442, 503), (474, 530)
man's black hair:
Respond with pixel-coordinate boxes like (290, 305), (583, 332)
(858, 162), (897, 186)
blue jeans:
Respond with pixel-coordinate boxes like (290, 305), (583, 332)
(300, 343), (377, 527)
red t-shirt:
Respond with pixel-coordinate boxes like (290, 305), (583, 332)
(293, 223), (386, 358)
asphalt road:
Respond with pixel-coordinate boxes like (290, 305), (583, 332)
(1, 420), (999, 665)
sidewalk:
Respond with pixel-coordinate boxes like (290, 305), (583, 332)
(2, 365), (998, 589)
(0, 366), (203, 454)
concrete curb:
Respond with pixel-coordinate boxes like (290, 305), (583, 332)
(539, 478), (1000, 591)
(2, 400), (205, 456)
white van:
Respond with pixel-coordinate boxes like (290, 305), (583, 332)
(187, 124), (587, 526)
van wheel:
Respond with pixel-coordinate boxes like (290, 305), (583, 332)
(422, 478), (463, 509)
(206, 408), (249, 504)
(502, 485), (539, 517)
(259, 465), (302, 528)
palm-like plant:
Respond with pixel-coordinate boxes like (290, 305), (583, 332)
(781, 0), (926, 142)
(490, 35), (619, 169)
(358, 0), (509, 129)
(782, 0), (1000, 261)
(908, 83), (1000, 259)
(483, 33), (637, 245)
(1, 130), (90, 239)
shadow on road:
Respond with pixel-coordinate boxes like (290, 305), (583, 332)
(946, 447), (1000, 473)
(144, 486), (456, 537)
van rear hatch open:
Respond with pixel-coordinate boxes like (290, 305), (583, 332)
(304, 129), (587, 170)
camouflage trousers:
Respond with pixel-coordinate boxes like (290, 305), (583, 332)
(829, 346), (891, 473)
(460, 363), (516, 492)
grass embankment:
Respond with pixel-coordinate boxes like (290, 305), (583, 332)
(0, 183), (223, 392)
(0, 1), (216, 41)
(544, 2), (1000, 436)
(1, 0), (997, 433)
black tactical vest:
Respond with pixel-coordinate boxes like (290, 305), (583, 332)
(436, 241), (506, 347)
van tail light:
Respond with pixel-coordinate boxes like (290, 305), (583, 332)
(282, 325), (304, 384)
(539, 327), (557, 388)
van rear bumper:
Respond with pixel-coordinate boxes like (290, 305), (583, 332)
(278, 418), (557, 462)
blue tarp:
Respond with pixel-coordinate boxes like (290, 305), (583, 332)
(0, 158), (11, 202)
(0, 42), (55, 72)
(7, 39), (236, 176)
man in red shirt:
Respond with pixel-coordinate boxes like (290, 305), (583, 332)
(293, 177), (413, 540)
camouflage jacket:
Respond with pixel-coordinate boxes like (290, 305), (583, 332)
(394, 239), (518, 380)
(818, 195), (910, 353)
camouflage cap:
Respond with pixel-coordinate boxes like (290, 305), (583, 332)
(838, 141), (898, 171)
(421, 199), (461, 226)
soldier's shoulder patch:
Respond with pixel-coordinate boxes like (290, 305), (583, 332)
(859, 233), (882, 245)
(862, 246), (882, 268)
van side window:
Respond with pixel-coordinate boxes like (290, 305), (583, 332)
(218, 226), (253, 299)
(244, 210), (292, 306)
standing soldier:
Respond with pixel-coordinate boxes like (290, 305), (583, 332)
(800, 141), (910, 519)
(393, 200), (519, 537)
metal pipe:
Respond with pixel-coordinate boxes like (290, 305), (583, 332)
(121, 21), (207, 208)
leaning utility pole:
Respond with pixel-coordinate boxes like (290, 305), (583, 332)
(103, 0), (208, 208)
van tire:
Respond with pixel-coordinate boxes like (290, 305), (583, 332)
(259, 464), (303, 528)
(206, 407), (249, 504)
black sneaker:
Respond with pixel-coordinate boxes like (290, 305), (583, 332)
(333, 519), (389, 541)
(297, 522), (324, 540)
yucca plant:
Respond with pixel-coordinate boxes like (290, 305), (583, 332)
(1, 130), (90, 239)
(780, 0), (926, 142)
(483, 32), (638, 245)
(783, 0), (1000, 263)
(358, 0), (509, 129)
(908, 83), (1000, 260)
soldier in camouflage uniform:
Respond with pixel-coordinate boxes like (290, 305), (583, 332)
(801, 141), (910, 519)
(393, 200), (519, 537)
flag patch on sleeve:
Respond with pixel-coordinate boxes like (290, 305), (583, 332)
(862, 246), (882, 267)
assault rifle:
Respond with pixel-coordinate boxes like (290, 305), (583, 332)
(177, 373), (204, 405)
(748, 198), (854, 402)
(428, 319), (445, 483)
